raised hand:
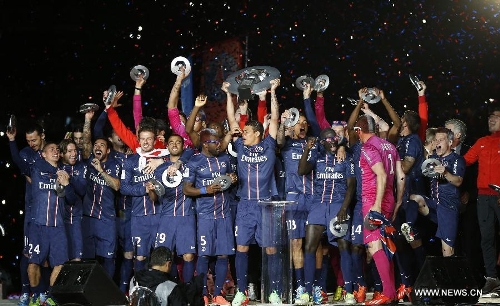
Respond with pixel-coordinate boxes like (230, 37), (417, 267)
(110, 91), (124, 108)
(303, 82), (312, 99)
(195, 95), (208, 107)
(270, 78), (280, 91)
(135, 74), (146, 89)
(358, 87), (368, 100)
(221, 82), (230, 93)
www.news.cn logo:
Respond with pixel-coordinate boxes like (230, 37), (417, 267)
(414, 288), (482, 298)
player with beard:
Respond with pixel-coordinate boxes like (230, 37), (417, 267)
(58, 139), (87, 262)
(298, 128), (356, 304)
(81, 138), (121, 277)
(277, 80), (321, 303)
(393, 109), (426, 301)
(183, 129), (237, 305)
(277, 109), (311, 303)
(6, 123), (48, 305)
(152, 134), (197, 284)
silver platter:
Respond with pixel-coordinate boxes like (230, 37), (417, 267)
(361, 88), (381, 104)
(79, 103), (99, 114)
(171, 56), (191, 76)
(314, 75), (329, 92)
(225, 66), (280, 96)
(214, 175), (232, 191)
(295, 75), (315, 91)
(421, 158), (442, 178)
(130, 65), (149, 81)
(284, 108), (300, 127)
(162, 169), (183, 188)
(329, 216), (349, 237)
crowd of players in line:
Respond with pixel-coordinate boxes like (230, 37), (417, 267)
(6, 65), (500, 306)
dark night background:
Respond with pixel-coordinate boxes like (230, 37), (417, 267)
(1, 0), (500, 295)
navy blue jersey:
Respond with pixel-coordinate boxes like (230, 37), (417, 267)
(184, 152), (233, 219)
(234, 136), (277, 200)
(307, 147), (355, 203)
(111, 150), (132, 212)
(120, 154), (161, 217)
(30, 159), (66, 227)
(429, 152), (466, 205)
(154, 159), (195, 217)
(397, 134), (425, 195)
(16, 145), (43, 223)
(281, 138), (314, 195)
(82, 156), (122, 220)
(60, 161), (87, 224)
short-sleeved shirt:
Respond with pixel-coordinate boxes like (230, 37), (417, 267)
(184, 152), (233, 219)
(120, 154), (161, 217)
(83, 156), (122, 221)
(397, 133), (425, 195)
(428, 152), (466, 208)
(307, 147), (355, 203)
(234, 136), (277, 200)
(154, 160), (195, 217)
(281, 138), (315, 195)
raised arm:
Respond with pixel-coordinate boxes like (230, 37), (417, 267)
(302, 83), (321, 137)
(167, 68), (194, 148)
(133, 75), (146, 130)
(360, 102), (389, 138)
(379, 90), (401, 145)
(417, 81), (428, 142)
(267, 78), (280, 139)
(314, 91), (331, 130)
(257, 91), (268, 124)
(185, 95), (208, 148)
(93, 109), (108, 139)
(6, 128), (30, 176)
(346, 89), (365, 147)
(104, 91), (139, 152)
(223, 82), (239, 131)
(82, 111), (94, 160)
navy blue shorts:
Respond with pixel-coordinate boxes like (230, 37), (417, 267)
(197, 217), (235, 256)
(285, 192), (307, 239)
(235, 199), (262, 246)
(306, 195), (328, 226)
(156, 215), (196, 255)
(28, 224), (68, 266)
(425, 196), (459, 247)
(82, 216), (116, 258)
(347, 202), (364, 245)
(131, 214), (160, 257)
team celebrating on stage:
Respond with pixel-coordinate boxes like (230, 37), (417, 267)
(7, 64), (500, 306)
